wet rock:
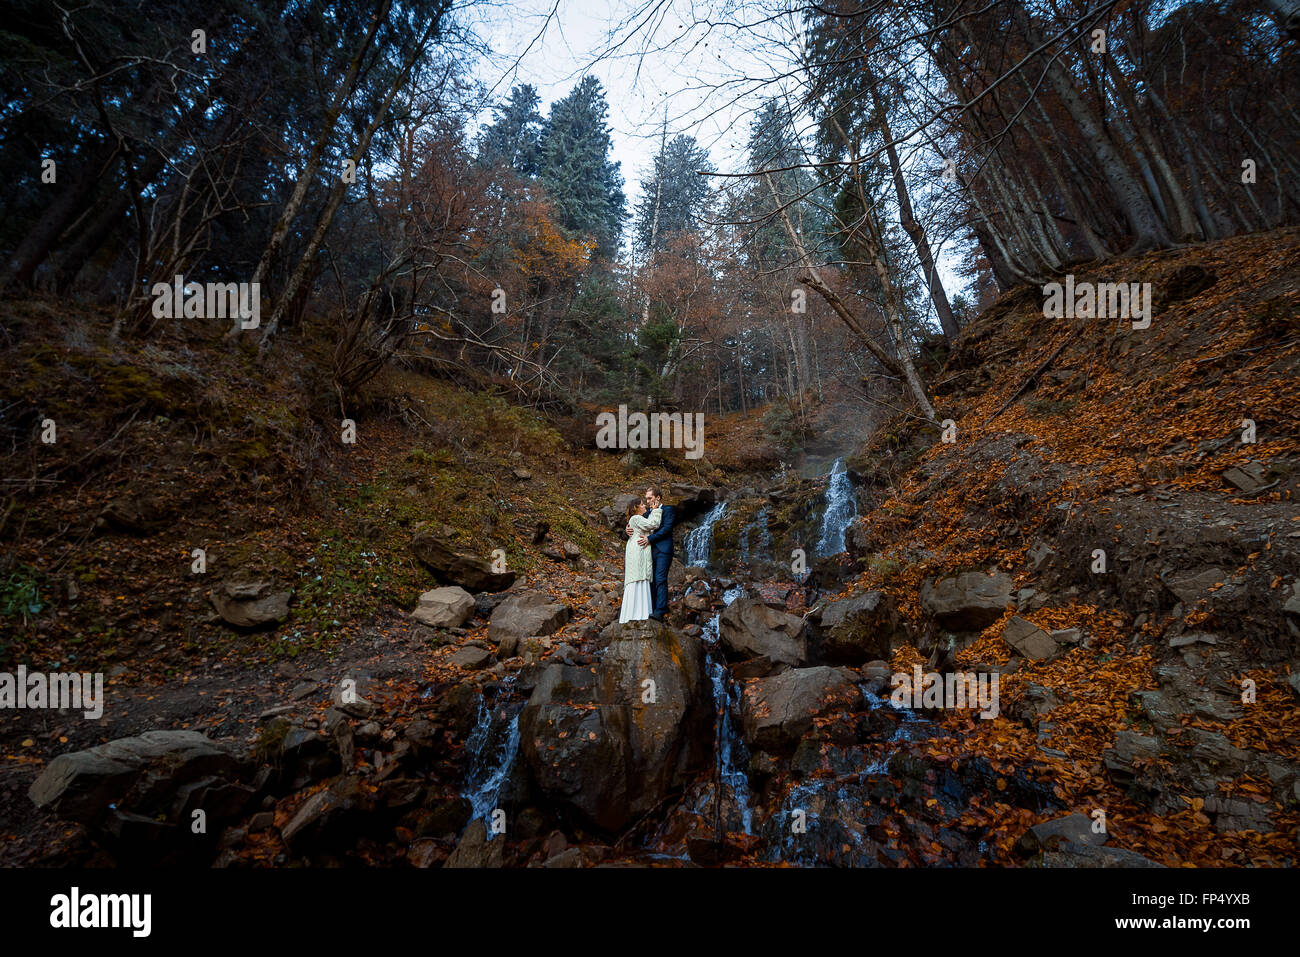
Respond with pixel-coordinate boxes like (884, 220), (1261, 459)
(718, 597), (809, 667)
(210, 581), (292, 628)
(407, 839), (442, 868)
(518, 619), (711, 832)
(815, 590), (909, 664)
(415, 798), (472, 839)
(732, 656), (777, 679)
(489, 591), (571, 644)
(683, 592), (710, 613)
(412, 586), (476, 628)
(668, 484), (717, 521)
(411, 527), (516, 591)
(739, 666), (860, 753)
(920, 571), (1014, 631)
(543, 846), (585, 867)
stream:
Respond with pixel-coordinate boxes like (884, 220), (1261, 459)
(455, 459), (977, 865)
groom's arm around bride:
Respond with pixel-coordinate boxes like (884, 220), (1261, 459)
(642, 487), (675, 621)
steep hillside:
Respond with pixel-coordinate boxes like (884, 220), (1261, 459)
(842, 226), (1300, 864)
(3, 229), (1297, 870)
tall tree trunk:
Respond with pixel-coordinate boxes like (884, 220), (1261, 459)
(1104, 58), (1198, 240)
(236, 0), (392, 336)
(873, 92), (960, 340)
(764, 173), (907, 383)
(1012, 3), (1170, 252)
(51, 148), (169, 292)
(2, 141), (119, 290)
(258, 14), (437, 351)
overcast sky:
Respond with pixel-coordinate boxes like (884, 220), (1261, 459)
(463, 0), (970, 302)
(469, 0), (791, 205)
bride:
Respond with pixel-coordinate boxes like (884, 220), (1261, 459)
(619, 497), (661, 623)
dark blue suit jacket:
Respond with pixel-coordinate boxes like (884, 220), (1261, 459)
(646, 504), (676, 558)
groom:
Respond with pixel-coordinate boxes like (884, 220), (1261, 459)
(632, 485), (675, 621)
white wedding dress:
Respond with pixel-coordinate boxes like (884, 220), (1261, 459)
(620, 507), (661, 623)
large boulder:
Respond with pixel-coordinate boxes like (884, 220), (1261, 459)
(412, 586), (476, 628)
(815, 590), (909, 663)
(599, 494), (642, 531)
(518, 619), (711, 831)
(488, 591), (571, 645)
(29, 730), (244, 824)
(920, 571), (1014, 631)
(210, 580), (292, 628)
(739, 666), (861, 753)
(411, 528), (516, 591)
(718, 597), (810, 667)
(668, 484), (717, 521)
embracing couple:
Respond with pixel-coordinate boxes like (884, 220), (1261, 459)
(619, 485), (676, 624)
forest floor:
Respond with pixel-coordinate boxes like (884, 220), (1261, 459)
(1, 226), (1298, 867)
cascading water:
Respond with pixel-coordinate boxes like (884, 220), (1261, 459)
(684, 500), (727, 568)
(460, 684), (523, 832)
(738, 507), (770, 564)
(701, 584), (752, 836)
(816, 458), (857, 557)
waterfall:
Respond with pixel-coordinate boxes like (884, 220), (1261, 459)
(700, 584), (752, 835)
(707, 658), (754, 835)
(460, 687), (522, 833)
(684, 500), (727, 568)
(739, 507), (770, 564)
(815, 458), (857, 557)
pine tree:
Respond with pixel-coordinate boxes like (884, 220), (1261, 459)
(477, 84), (544, 178)
(538, 76), (625, 260)
(633, 134), (715, 252)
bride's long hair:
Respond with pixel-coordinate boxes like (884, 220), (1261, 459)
(624, 498), (644, 536)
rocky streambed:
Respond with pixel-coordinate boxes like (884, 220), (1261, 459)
(17, 461), (1298, 868)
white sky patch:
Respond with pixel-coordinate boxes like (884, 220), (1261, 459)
(466, 0), (971, 308)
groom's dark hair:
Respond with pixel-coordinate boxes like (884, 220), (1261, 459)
(645, 485), (662, 500)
